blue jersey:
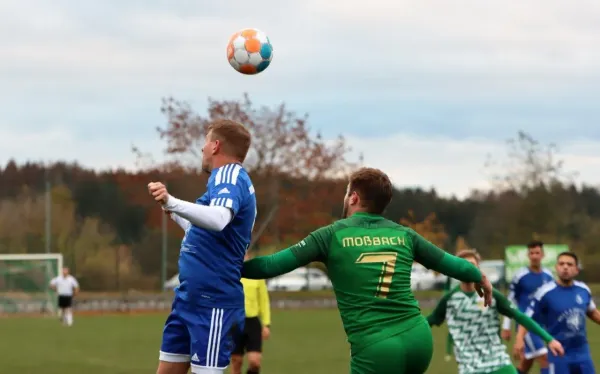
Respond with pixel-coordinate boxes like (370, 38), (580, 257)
(508, 266), (554, 313)
(526, 281), (596, 363)
(176, 163), (256, 308)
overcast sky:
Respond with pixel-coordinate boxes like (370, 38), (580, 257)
(2, 0), (600, 198)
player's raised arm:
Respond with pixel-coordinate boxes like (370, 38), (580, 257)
(162, 207), (191, 231)
(411, 231), (493, 306)
(148, 181), (233, 231)
(242, 226), (331, 279)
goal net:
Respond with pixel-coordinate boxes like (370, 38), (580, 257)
(0, 253), (63, 315)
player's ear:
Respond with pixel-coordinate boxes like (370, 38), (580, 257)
(350, 191), (359, 205)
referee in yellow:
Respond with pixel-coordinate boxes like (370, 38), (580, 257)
(231, 252), (272, 374)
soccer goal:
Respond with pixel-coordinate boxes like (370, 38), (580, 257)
(0, 253), (63, 315)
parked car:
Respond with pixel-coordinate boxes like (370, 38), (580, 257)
(267, 267), (332, 291)
(411, 263), (438, 291)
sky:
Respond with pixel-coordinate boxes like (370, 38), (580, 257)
(1, 0), (600, 198)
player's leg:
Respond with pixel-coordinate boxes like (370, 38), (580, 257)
(350, 318), (433, 374)
(230, 318), (249, 374)
(244, 317), (264, 374)
(57, 296), (67, 324)
(187, 307), (246, 374)
(572, 357), (596, 374)
(158, 308), (192, 374)
(519, 332), (548, 374)
(63, 296), (74, 326)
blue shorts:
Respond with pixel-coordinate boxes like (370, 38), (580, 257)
(159, 301), (245, 373)
(549, 358), (595, 374)
(523, 331), (547, 360)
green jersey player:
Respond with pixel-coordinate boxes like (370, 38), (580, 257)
(427, 250), (564, 374)
(241, 167), (494, 374)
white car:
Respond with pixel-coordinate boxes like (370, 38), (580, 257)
(411, 263), (438, 291)
(267, 267), (332, 291)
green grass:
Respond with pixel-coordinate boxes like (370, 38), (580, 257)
(1, 310), (598, 374)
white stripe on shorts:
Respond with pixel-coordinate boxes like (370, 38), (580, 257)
(206, 308), (224, 368)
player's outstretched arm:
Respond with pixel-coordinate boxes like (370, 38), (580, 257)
(411, 231), (492, 306)
(162, 207), (191, 231)
(148, 181), (232, 231)
(495, 290), (553, 344)
(242, 227), (330, 279)
(164, 195), (232, 231)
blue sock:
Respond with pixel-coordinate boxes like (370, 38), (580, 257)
(540, 369), (549, 374)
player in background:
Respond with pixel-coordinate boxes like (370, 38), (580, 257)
(501, 240), (554, 374)
(230, 252), (272, 374)
(49, 267), (79, 326)
(240, 167), (494, 374)
(148, 119), (257, 374)
(515, 252), (600, 374)
(427, 250), (563, 374)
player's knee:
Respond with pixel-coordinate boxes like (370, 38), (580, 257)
(230, 354), (243, 370)
(156, 361), (190, 374)
(536, 354), (548, 367)
(246, 352), (262, 369)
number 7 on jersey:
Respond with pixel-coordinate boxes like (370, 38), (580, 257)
(356, 252), (398, 298)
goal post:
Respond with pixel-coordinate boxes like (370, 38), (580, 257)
(0, 253), (63, 315)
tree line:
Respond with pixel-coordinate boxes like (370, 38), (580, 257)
(1, 94), (599, 290)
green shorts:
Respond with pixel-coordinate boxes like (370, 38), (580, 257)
(350, 318), (433, 374)
(484, 365), (517, 374)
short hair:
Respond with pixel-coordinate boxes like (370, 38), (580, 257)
(527, 240), (544, 250)
(456, 249), (481, 264)
(557, 251), (578, 266)
(348, 168), (393, 214)
(207, 119), (251, 162)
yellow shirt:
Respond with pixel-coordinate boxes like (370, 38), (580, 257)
(241, 278), (271, 326)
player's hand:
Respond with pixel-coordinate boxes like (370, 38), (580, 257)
(501, 329), (511, 341)
(547, 339), (564, 357)
(474, 273), (493, 307)
(262, 326), (270, 340)
(512, 337), (525, 360)
(148, 182), (169, 205)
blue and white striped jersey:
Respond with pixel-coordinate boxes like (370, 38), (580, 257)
(176, 163), (257, 308)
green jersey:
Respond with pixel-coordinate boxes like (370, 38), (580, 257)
(427, 288), (553, 374)
(242, 212), (483, 354)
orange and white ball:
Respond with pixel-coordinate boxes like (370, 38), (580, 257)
(227, 28), (273, 75)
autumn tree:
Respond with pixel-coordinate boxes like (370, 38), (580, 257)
(400, 210), (449, 248)
(135, 94), (356, 246)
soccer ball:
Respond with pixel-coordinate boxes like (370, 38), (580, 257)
(227, 28), (273, 75)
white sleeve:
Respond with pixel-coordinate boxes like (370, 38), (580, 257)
(170, 213), (191, 231)
(70, 277), (79, 289)
(50, 277), (57, 286)
(164, 195), (233, 231)
(162, 207), (191, 231)
(502, 316), (512, 330)
(589, 299), (597, 312)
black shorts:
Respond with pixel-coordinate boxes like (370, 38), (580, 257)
(57, 295), (73, 309)
(232, 317), (263, 355)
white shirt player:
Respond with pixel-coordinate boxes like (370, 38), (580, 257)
(50, 275), (79, 296)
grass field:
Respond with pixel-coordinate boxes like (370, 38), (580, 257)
(1, 309), (598, 374)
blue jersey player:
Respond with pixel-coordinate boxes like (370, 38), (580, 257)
(516, 252), (600, 374)
(502, 241), (554, 374)
(148, 120), (257, 374)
